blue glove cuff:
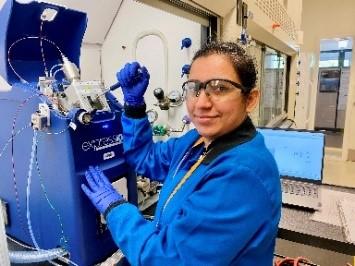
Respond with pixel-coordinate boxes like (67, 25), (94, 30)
(124, 102), (146, 118)
(104, 198), (127, 219)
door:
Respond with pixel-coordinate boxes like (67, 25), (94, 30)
(315, 68), (341, 129)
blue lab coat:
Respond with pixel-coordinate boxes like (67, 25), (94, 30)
(106, 114), (281, 266)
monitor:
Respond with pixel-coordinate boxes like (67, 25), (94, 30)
(257, 128), (325, 182)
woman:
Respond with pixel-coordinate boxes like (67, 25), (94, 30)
(82, 41), (281, 266)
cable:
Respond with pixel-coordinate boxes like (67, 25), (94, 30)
(39, 20), (49, 77)
(41, 127), (70, 136)
(3, 91), (70, 243)
(7, 235), (35, 250)
(52, 67), (64, 80)
(49, 64), (63, 77)
(6, 236), (62, 266)
(8, 212), (77, 265)
(27, 130), (63, 264)
(0, 94), (39, 168)
(26, 130), (78, 266)
(1, 75), (77, 266)
(10, 92), (40, 234)
(7, 36), (64, 83)
(4, 90), (52, 236)
(34, 133), (68, 248)
(274, 255), (316, 266)
(4, 94), (70, 247)
(26, 130), (41, 248)
(0, 124), (31, 160)
(0, 98), (23, 103)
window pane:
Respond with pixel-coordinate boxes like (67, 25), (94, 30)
(259, 48), (288, 126)
(319, 52), (339, 67)
(319, 69), (340, 92)
(344, 51), (352, 67)
(264, 54), (285, 69)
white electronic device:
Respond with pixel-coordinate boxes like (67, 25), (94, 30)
(258, 128), (325, 210)
(60, 80), (111, 113)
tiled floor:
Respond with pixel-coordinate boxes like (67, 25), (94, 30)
(324, 131), (344, 148)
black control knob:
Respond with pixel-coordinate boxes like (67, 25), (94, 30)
(153, 88), (165, 101)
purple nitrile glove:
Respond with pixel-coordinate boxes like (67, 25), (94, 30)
(81, 166), (124, 215)
(116, 61), (150, 106)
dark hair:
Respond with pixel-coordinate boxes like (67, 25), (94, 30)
(192, 41), (257, 93)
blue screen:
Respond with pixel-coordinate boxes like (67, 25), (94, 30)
(258, 128), (325, 181)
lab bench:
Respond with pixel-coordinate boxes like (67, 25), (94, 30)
(277, 184), (355, 266)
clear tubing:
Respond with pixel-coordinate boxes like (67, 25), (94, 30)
(24, 131), (77, 265)
(9, 248), (66, 264)
(26, 130), (40, 249)
(7, 236), (77, 266)
(7, 36), (64, 83)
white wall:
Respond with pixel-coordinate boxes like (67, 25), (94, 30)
(286, 0), (302, 31)
(80, 43), (101, 81)
(301, 0), (355, 160)
(101, 0), (202, 136)
(184, 0), (234, 17)
(221, 6), (243, 42)
(294, 52), (317, 128)
(242, 0), (301, 55)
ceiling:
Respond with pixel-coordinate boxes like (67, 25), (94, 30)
(187, 0), (234, 17)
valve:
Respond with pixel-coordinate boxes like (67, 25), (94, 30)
(239, 28), (249, 45)
(167, 90), (183, 107)
(182, 115), (191, 125)
(153, 88), (184, 110)
(181, 37), (192, 50)
(153, 125), (169, 136)
(181, 64), (191, 78)
(67, 108), (93, 128)
(153, 88), (170, 110)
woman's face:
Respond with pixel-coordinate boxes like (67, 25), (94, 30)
(185, 54), (259, 142)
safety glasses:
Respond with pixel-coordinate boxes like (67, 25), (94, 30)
(182, 79), (246, 100)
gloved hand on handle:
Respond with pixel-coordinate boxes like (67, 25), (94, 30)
(116, 62), (150, 106)
(81, 166), (126, 216)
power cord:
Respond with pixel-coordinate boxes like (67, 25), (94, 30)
(274, 256), (315, 266)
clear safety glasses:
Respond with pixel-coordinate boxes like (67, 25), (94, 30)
(182, 79), (246, 100)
